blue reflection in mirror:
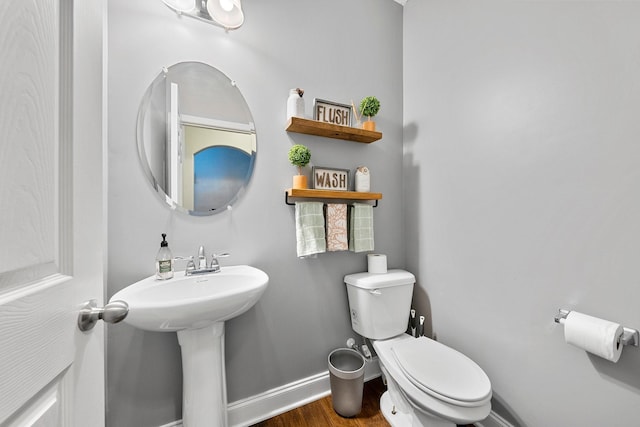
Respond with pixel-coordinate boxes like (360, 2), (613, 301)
(194, 146), (251, 212)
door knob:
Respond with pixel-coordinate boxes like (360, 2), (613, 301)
(77, 299), (128, 331)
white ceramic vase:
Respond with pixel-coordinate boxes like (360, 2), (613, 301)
(287, 88), (305, 119)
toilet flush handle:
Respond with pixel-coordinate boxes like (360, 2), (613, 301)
(369, 289), (382, 296)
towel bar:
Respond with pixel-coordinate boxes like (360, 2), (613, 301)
(284, 191), (379, 207)
(554, 308), (639, 347)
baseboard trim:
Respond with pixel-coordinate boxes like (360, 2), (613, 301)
(476, 410), (514, 427)
(157, 360), (514, 427)
(158, 359), (381, 427)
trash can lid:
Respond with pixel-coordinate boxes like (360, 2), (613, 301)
(328, 348), (365, 380)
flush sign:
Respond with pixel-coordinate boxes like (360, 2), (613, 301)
(313, 98), (352, 127)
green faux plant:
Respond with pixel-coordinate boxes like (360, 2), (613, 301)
(359, 96), (381, 121)
(288, 144), (311, 175)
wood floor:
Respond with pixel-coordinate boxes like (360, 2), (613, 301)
(251, 377), (390, 427)
(251, 376), (476, 427)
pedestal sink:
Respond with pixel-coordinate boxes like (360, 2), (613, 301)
(111, 265), (269, 427)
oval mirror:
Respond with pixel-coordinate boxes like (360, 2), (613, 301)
(137, 62), (256, 216)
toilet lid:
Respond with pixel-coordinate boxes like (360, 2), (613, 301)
(391, 337), (491, 403)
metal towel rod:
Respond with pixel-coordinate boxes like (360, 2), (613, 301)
(284, 190), (379, 207)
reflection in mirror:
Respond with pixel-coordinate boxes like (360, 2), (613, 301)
(137, 62), (256, 216)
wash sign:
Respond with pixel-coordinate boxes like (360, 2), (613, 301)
(313, 167), (349, 191)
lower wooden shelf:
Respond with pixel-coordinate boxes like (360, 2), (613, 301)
(285, 188), (382, 207)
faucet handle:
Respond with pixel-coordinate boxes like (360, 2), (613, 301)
(185, 259), (196, 273)
(209, 252), (230, 268)
(213, 252), (230, 258)
(173, 256), (195, 275)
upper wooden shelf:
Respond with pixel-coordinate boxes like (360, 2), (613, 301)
(285, 117), (382, 143)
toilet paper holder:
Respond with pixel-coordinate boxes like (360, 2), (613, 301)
(554, 309), (639, 347)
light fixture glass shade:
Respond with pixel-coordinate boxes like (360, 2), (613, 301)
(206, 0), (244, 29)
(219, 0), (234, 12)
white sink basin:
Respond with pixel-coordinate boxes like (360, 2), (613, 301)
(111, 265), (269, 331)
(111, 264), (268, 426)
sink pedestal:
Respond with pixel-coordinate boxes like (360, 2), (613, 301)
(177, 322), (228, 427)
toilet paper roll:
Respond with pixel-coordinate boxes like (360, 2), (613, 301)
(564, 311), (624, 362)
(367, 254), (387, 274)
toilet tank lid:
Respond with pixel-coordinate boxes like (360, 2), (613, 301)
(344, 269), (415, 289)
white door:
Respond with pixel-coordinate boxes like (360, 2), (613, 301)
(0, 0), (105, 426)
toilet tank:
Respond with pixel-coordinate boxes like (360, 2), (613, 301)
(344, 270), (415, 340)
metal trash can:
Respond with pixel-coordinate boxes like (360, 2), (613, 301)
(328, 348), (366, 417)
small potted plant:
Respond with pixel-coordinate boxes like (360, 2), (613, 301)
(288, 144), (311, 189)
(359, 96), (381, 131)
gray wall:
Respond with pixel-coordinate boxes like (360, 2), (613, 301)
(404, 1), (640, 426)
(106, 1), (403, 426)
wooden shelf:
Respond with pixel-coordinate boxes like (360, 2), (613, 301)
(285, 117), (382, 143)
(285, 188), (382, 206)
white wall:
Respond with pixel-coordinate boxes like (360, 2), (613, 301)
(107, 1), (404, 426)
(404, 1), (640, 426)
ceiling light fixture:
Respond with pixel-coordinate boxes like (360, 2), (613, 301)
(162, 0), (244, 31)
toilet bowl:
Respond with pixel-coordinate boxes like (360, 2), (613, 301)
(344, 270), (492, 427)
(374, 334), (491, 426)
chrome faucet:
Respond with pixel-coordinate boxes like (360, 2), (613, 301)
(183, 246), (229, 276)
(198, 246), (207, 269)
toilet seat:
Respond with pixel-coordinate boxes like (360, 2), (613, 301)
(391, 337), (492, 406)
(373, 334), (492, 424)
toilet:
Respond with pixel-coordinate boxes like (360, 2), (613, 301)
(344, 270), (492, 427)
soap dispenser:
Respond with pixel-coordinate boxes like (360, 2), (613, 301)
(156, 233), (174, 280)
